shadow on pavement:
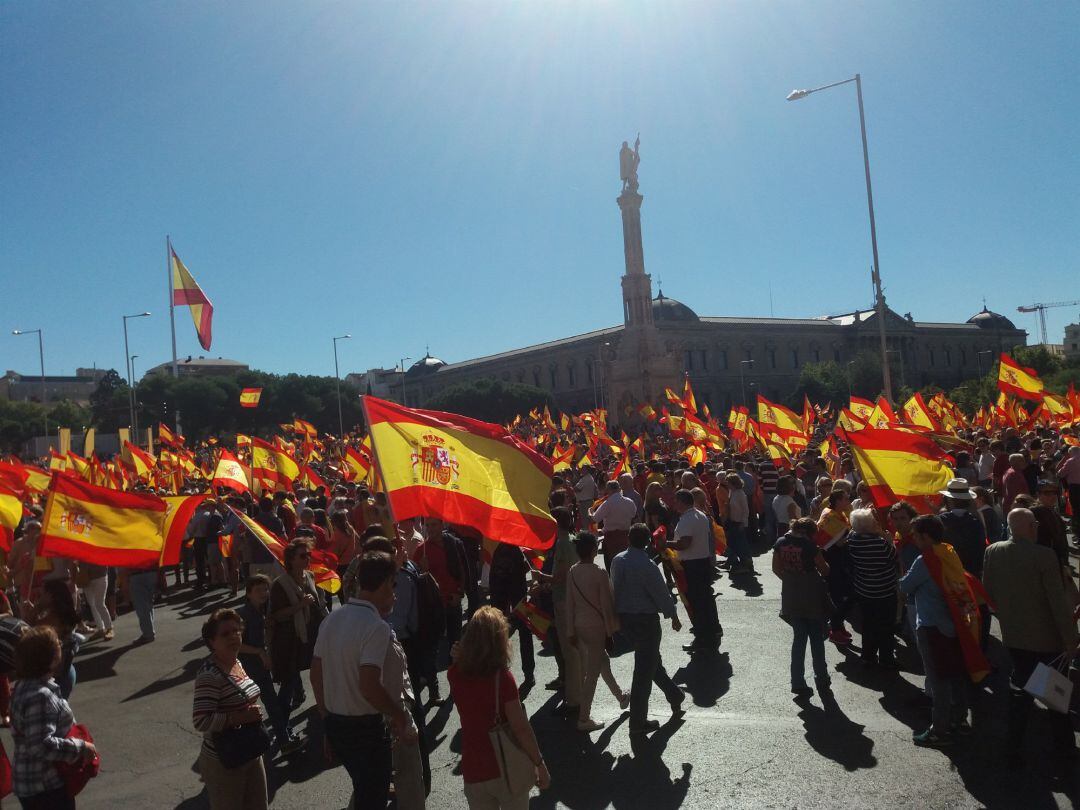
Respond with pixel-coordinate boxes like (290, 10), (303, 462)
(74, 640), (139, 683)
(672, 650), (732, 708)
(121, 655), (203, 703)
(795, 691), (877, 771)
(532, 712), (690, 810)
(726, 569), (763, 597)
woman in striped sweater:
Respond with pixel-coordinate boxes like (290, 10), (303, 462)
(192, 608), (269, 810)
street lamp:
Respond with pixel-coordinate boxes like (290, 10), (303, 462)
(739, 359), (754, 407)
(11, 328), (46, 440)
(130, 355), (141, 440)
(122, 312), (151, 433)
(788, 73), (893, 404)
(399, 357), (413, 408)
(333, 335), (352, 439)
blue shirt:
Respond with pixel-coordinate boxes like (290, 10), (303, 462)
(899, 554), (955, 637)
(611, 547), (676, 618)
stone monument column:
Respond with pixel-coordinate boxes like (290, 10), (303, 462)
(604, 138), (680, 424)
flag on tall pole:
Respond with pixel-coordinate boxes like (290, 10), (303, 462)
(170, 242), (214, 351)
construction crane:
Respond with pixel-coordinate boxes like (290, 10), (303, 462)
(1017, 299), (1080, 345)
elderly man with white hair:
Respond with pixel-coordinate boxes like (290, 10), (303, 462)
(983, 507), (1078, 767)
(845, 508), (901, 668)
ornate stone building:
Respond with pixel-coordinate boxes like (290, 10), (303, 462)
(396, 147), (1026, 423)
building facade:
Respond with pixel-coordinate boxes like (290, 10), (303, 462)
(1, 367), (110, 406)
(381, 147), (1027, 422)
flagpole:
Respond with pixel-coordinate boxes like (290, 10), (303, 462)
(167, 235), (182, 435)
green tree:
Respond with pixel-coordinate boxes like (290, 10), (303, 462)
(89, 369), (131, 432)
(790, 361), (850, 408)
(426, 379), (555, 424)
(48, 400), (92, 431)
(0, 399), (47, 453)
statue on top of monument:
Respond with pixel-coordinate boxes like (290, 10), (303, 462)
(619, 134), (640, 192)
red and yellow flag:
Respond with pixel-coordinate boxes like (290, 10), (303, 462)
(228, 506), (340, 593)
(251, 437), (299, 492)
(0, 483), (23, 551)
(40, 475), (167, 568)
(171, 245), (214, 351)
(159, 494), (208, 567)
(998, 353), (1044, 401)
(922, 543), (990, 683)
(757, 395), (808, 450)
(240, 388), (262, 408)
(344, 440), (373, 482)
(839, 426), (954, 512)
(212, 449), (250, 494)
(159, 423), (185, 447)
(512, 599), (552, 641)
(122, 441), (156, 480)
(363, 396), (555, 550)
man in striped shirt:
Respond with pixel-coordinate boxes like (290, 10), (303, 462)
(846, 508), (900, 667)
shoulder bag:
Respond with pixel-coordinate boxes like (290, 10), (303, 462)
(571, 569), (629, 657)
(488, 671), (535, 796)
(211, 664), (272, 769)
(54, 723), (100, 797)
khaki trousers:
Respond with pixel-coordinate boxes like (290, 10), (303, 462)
(575, 623), (622, 721)
(554, 599), (582, 707)
(464, 777), (531, 810)
(198, 749), (268, 810)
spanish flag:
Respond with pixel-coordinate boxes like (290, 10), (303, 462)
(998, 353), (1044, 401)
(159, 423), (184, 447)
(212, 449), (250, 494)
(757, 395), (808, 450)
(343, 441), (373, 482)
(839, 426), (954, 512)
(901, 392), (942, 432)
(228, 506), (340, 593)
(171, 244), (214, 351)
(298, 465), (329, 494)
(0, 483), (23, 551)
(362, 396), (556, 550)
(922, 543), (990, 683)
(122, 441), (156, 480)
(240, 388), (262, 408)
(512, 599), (552, 641)
(40, 475), (167, 568)
(251, 437), (299, 491)
(159, 494), (208, 566)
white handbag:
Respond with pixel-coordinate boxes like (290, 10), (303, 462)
(488, 672), (536, 796)
(1023, 655), (1074, 714)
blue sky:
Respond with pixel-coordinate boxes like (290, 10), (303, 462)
(3, 2), (1078, 380)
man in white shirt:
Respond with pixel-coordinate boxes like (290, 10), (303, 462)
(668, 489), (722, 652)
(312, 551), (418, 809)
(589, 480), (639, 571)
(574, 469), (599, 527)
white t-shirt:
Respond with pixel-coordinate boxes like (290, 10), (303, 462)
(575, 475), (598, 502)
(675, 507), (712, 561)
(772, 494), (802, 527)
(313, 599), (393, 716)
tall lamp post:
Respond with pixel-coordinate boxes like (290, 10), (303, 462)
(130, 355), (141, 441)
(11, 328), (46, 440)
(399, 357), (412, 407)
(122, 312), (151, 433)
(333, 334), (352, 439)
(787, 73), (893, 404)
(739, 359), (754, 407)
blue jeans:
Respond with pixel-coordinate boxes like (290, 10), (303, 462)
(128, 569), (157, 639)
(241, 655), (290, 742)
(324, 713), (392, 810)
(789, 617), (829, 687)
(618, 613), (681, 728)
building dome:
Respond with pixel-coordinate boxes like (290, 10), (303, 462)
(966, 307), (1016, 330)
(651, 291), (699, 323)
(407, 353), (446, 376)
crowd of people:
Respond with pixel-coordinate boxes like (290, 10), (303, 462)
(0, 418), (1078, 808)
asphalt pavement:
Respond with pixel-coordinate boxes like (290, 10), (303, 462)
(10, 543), (1079, 810)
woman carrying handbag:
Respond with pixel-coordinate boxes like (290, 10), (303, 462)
(564, 532), (629, 732)
(448, 606), (549, 809)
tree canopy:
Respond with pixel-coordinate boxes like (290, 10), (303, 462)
(425, 378), (555, 424)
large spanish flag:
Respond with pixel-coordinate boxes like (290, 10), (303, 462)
(251, 437), (299, 491)
(159, 494), (208, 566)
(839, 426), (954, 512)
(171, 244), (214, 351)
(362, 396), (556, 550)
(998, 353), (1044, 401)
(757, 395), (808, 450)
(40, 475), (166, 568)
